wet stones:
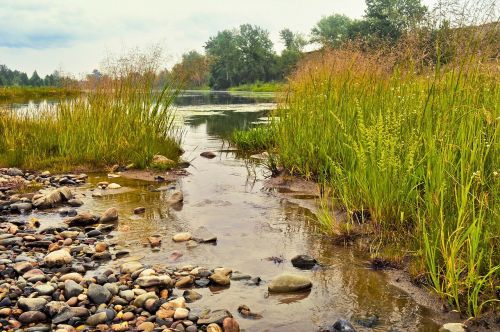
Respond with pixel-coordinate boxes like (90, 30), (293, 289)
(65, 212), (99, 227)
(291, 254), (318, 269)
(87, 283), (112, 304)
(198, 309), (232, 325)
(18, 310), (47, 324)
(332, 319), (357, 332)
(17, 297), (47, 311)
(192, 226), (217, 243)
(167, 190), (184, 204)
(33, 187), (73, 209)
(134, 206), (146, 214)
(439, 323), (467, 332)
(173, 232), (192, 242)
(120, 261), (143, 274)
(43, 249), (72, 267)
(64, 280), (83, 298)
(147, 236), (161, 247)
(268, 273), (312, 293)
(200, 151), (217, 159)
(100, 207), (119, 223)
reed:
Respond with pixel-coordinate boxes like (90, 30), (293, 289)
(232, 27), (499, 315)
(0, 50), (182, 170)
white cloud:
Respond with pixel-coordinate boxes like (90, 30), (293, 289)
(0, 0), (443, 76)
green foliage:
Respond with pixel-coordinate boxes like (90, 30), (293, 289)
(228, 81), (285, 92)
(0, 64), (66, 87)
(365, 0), (428, 41)
(0, 86), (80, 102)
(311, 14), (364, 47)
(170, 50), (210, 89)
(262, 45), (498, 315)
(231, 126), (276, 151)
(205, 24), (279, 89)
(0, 51), (182, 171)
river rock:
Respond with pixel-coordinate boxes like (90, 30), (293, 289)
(88, 283), (112, 304)
(207, 324), (223, 332)
(67, 198), (84, 207)
(200, 151), (216, 159)
(7, 167), (23, 176)
(34, 283), (55, 295)
(134, 207), (146, 214)
(209, 273), (230, 286)
(174, 307), (189, 319)
(120, 261), (143, 274)
(198, 309), (232, 325)
(33, 187), (73, 209)
(46, 301), (73, 323)
(291, 254), (317, 269)
(133, 292), (158, 308)
(60, 272), (83, 283)
(332, 319), (357, 332)
(136, 275), (172, 288)
(107, 183), (121, 189)
(173, 232), (191, 242)
(44, 249), (72, 267)
(100, 207), (118, 223)
(86, 312), (108, 326)
(148, 236), (161, 247)
(167, 190), (183, 204)
(64, 280), (83, 298)
(17, 297), (48, 311)
(10, 202), (33, 212)
(223, 317), (240, 332)
(18, 310), (47, 324)
(192, 226), (217, 243)
(439, 323), (467, 332)
(268, 273), (312, 293)
(183, 289), (202, 303)
(65, 212), (99, 226)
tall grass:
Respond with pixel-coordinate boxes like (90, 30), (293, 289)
(234, 26), (499, 315)
(0, 49), (182, 170)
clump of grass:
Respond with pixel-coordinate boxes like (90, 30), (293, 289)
(231, 126), (276, 152)
(228, 81), (286, 92)
(0, 48), (182, 170)
(0, 86), (80, 102)
(244, 26), (498, 315)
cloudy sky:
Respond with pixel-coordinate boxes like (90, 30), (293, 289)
(1, 0), (439, 77)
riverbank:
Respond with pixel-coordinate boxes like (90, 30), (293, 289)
(227, 82), (285, 93)
(0, 87), (80, 102)
(231, 47), (499, 319)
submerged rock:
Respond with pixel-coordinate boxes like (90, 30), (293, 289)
(100, 207), (118, 223)
(268, 273), (312, 293)
(192, 226), (217, 243)
(65, 212), (99, 226)
(173, 232), (191, 242)
(439, 323), (467, 332)
(291, 254), (317, 269)
(167, 190), (184, 204)
(332, 319), (357, 332)
(200, 151), (216, 159)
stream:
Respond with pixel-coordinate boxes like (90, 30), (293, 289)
(6, 91), (441, 331)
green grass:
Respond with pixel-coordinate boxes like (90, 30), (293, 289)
(228, 81), (285, 92)
(0, 86), (80, 102)
(231, 126), (276, 151)
(232, 43), (499, 316)
(0, 67), (182, 171)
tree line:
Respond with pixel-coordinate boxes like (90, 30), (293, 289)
(0, 65), (65, 87)
(169, 0), (429, 89)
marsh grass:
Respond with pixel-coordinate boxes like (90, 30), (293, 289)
(232, 26), (499, 315)
(0, 50), (182, 170)
(0, 86), (80, 102)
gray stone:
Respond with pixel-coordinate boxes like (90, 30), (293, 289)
(198, 309), (232, 325)
(192, 226), (217, 243)
(87, 283), (112, 304)
(100, 207), (118, 223)
(268, 273), (312, 293)
(86, 312), (108, 326)
(291, 254), (317, 269)
(133, 292), (158, 308)
(64, 280), (83, 299)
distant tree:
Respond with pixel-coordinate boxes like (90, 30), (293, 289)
(29, 71), (42, 86)
(278, 28), (307, 77)
(205, 24), (278, 89)
(365, 0), (427, 42)
(170, 50), (210, 88)
(205, 29), (240, 89)
(311, 14), (359, 47)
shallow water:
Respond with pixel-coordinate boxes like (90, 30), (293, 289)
(8, 92), (440, 331)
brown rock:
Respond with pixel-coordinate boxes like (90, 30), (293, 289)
(95, 242), (107, 253)
(147, 236), (161, 247)
(223, 318), (240, 332)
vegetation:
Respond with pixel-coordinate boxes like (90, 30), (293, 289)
(0, 86), (80, 102)
(0, 65), (67, 87)
(0, 49), (182, 170)
(232, 21), (499, 316)
(228, 82), (285, 93)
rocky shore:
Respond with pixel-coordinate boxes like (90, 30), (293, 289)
(0, 168), (325, 332)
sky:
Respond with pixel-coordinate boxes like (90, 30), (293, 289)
(0, 0), (440, 77)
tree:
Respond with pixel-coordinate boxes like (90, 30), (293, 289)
(29, 71), (42, 86)
(365, 0), (427, 41)
(278, 29), (307, 77)
(205, 24), (278, 89)
(311, 14), (359, 47)
(170, 50), (209, 88)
